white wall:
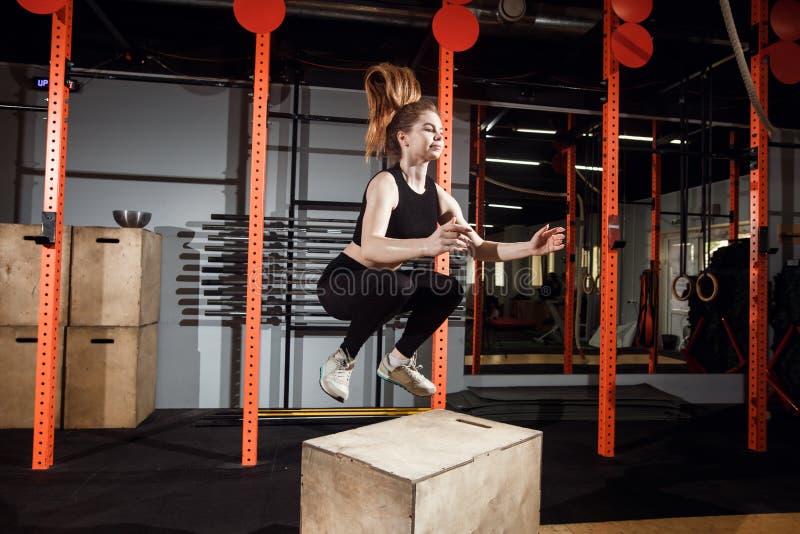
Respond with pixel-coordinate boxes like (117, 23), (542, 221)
(1, 63), (471, 408)
(624, 131), (800, 342)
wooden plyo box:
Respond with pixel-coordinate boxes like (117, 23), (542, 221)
(0, 224), (71, 325)
(301, 409), (542, 534)
(69, 227), (161, 327)
(64, 324), (158, 429)
(0, 326), (65, 428)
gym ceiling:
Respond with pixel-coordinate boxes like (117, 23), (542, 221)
(3, 0), (798, 227)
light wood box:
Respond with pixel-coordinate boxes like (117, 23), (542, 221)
(301, 409), (542, 534)
(0, 223), (70, 325)
(0, 326), (65, 428)
(69, 227), (161, 327)
(64, 323), (157, 429)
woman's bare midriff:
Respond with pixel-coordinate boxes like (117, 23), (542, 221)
(342, 242), (403, 271)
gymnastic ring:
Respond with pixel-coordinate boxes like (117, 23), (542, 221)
(594, 274), (601, 294)
(582, 273), (596, 294)
(696, 271), (719, 303)
(671, 274), (693, 302)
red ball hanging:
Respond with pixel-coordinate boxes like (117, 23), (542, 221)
(432, 5), (480, 52)
(610, 0), (653, 23)
(771, 0), (800, 42)
(233, 0), (286, 34)
(768, 40), (800, 85)
(16, 0), (66, 15)
(611, 23), (653, 68)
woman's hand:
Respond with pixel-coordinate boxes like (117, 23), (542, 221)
(529, 223), (566, 256)
(424, 218), (473, 257)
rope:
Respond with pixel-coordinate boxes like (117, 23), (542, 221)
(719, 0), (776, 137)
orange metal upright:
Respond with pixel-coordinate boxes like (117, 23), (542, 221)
(432, 45), (454, 408)
(241, 33), (271, 466)
(470, 105), (486, 375)
(598, 0), (620, 457)
(649, 120), (661, 374)
(32, 1), (73, 471)
(563, 114), (576, 374)
(748, 0), (769, 452)
(729, 131), (740, 240)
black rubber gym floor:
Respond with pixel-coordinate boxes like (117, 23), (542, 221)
(1, 404), (798, 533)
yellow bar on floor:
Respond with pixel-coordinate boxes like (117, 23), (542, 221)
(258, 408), (429, 418)
(540, 513), (800, 533)
(465, 353), (685, 366)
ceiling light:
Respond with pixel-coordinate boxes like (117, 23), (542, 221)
(469, 223), (495, 228)
(486, 158), (541, 166)
(488, 203), (523, 210)
(619, 135), (653, 142)
(670, 139), (686, 144)
(575, 165), (603, 171)
(514, 128), (557, 135)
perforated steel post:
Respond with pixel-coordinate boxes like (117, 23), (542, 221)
(32, 0), (73, 471)
(242, 33), (271, 466)
(432, 45), (454, 409)
(563, 114), (576, 374)
(470, 105), (486, 375)
(649, 120), (661, 374)
(598, 0), (620, 457)
(748, 0), (768, 452)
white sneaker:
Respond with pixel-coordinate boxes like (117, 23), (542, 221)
(319, 348), (355, 402)
(377, 353), (436, 397)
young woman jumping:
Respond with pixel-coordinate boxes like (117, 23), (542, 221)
(317, 63), (566, 402)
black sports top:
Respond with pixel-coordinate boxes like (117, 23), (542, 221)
(351, 164), (439, 245)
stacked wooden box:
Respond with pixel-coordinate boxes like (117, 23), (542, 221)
(65, 227), (161, 429)
(0, 224), (161, 429)
(0, 224), (70, 428)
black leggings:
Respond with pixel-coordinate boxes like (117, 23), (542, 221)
(317, 253), (463, 359)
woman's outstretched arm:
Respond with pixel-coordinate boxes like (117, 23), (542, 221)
(435, 185), (566, 263)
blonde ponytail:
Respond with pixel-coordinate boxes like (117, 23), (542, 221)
(364, 63), (422, 161)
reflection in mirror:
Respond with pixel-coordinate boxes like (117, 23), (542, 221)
(463, 106), (748, 375)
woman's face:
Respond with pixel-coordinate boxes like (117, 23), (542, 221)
(399, 110), (444, 161)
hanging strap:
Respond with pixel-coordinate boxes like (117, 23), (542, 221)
(697, 71), (719, 303)
(673, 80), (693, 302)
